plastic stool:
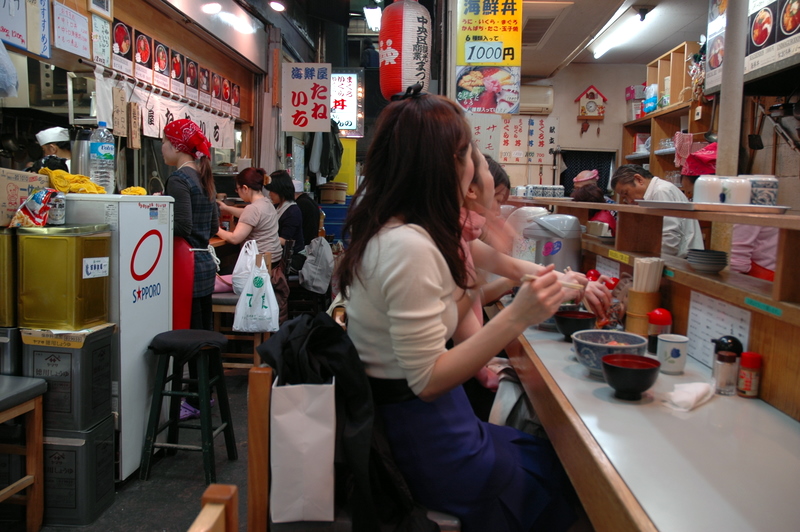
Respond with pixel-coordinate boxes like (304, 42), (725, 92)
(0, 374), (47, 532)
(139, 330), (237, 484)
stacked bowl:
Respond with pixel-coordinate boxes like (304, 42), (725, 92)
(687, 249), (728, 274)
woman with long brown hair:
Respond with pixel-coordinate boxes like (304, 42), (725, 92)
(338, 90), (577, 531)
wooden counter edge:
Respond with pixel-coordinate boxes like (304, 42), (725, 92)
(486, 304), (657, 532)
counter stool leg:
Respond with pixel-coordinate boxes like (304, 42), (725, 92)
(166, 358), (185, 453)
(25, 395), (44, 532)
(197, 349), (216, 484)
(140, 354), (170, 480)
(212, 349), (237, 460)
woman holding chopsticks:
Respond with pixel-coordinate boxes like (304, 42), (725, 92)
(339, 87), (582, 531)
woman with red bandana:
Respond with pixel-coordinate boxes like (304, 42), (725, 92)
(162, 119), (218, 330)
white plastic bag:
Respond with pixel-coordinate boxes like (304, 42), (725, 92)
(299, 237), (334, 294)
(270, 377), (336, 523)
(231, 239), (259, 295)
(233, 258), (280, 332)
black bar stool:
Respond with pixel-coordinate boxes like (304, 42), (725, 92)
(139, 330), (237, 484)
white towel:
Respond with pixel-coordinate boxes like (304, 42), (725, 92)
(663, 382), (715, 412)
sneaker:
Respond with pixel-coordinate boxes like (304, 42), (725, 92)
(179, 400), (200, 421)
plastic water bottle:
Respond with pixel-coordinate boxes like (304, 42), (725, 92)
(89, 121), (115, 193)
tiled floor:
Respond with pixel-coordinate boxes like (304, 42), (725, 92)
(37, 368), (251, 532)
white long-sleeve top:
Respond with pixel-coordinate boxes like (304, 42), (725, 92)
(644, 176), (704, 258)
(730, 224), (778, 273)
(346, 222), (458, 395)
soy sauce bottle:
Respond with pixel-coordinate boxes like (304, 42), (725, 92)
(646, 308), (672, 354)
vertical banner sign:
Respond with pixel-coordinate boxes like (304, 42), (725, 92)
(499, 116), (527, 164)
(29, 0), (52, 59)
(455, 0), (522, 114)
(281, 63), (332, 133)
(53, 3), (90, 59)
(705, 0), (727, 92)
(526, 116), (559, 182)
(92, 14), (111, 67)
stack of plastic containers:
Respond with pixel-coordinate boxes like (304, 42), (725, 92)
(16, 224), (115, 526)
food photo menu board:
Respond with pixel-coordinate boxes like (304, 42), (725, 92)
(706, 0), (800, 92)
(185, 58), (199, 101)
(221, 77), (232, 114)
(198, 66), (212, 106)
(170, 50), (185, 97)
(112, 19), (133, 75)
(211, 72), (223, 109)
(231, 83), (241, 118)
(152, 40), (170, 90)
(133, 30), (153, 83)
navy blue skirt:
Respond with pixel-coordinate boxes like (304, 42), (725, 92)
(378, 385), (575, 532)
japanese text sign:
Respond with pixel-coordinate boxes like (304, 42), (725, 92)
(282, 63), (332, 132)
(331, 70), (363, 138)
(54, 3), (90, 59)
(456, 0), (522, 66)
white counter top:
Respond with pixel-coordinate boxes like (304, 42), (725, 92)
(520, 326), (800, 532)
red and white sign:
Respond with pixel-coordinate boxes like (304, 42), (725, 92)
(281, 63), (332, 133)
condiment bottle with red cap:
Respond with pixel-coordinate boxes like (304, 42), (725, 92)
(737, 352), (762, 398)
(646, 308), (672, 355)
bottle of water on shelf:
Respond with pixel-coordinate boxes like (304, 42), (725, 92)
(89, 121), (115, 194)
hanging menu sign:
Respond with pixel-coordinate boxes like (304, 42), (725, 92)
(111, 19), (133, 76)
(185, 58), (199, 101)
(170, 50), (185, 97)
(91, 14), (111, 67)
(133, 31), (153, 83)
(527, 116), (559, 183)
(467, 112), (501, 160)
(745, 0), (778, 73)
(1, 0), (27, 49)
(231, 83), (241, 118)
(198, 66), (212, 106)
(499, 116), (527, 164)
(53, 3), (90, 59)
(28, 0), (52, 58)
(211, 72), (223, 109)
(152, 40), (170, 90)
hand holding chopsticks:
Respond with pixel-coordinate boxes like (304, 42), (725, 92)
(520, 274), (584, 291)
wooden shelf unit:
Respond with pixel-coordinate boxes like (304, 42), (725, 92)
(621, 42), (715, 178)
(505, 197), (800, 421)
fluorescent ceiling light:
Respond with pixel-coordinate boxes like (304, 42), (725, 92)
(201, 3), (222, 14)
(269, 1), (286, 12)
(364, 6), (382, 32)
(593, 7), (657, 59)
(218, 11), (256, 34)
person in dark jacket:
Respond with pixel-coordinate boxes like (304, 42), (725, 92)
(360, 38), (379, 68)
(266, 170), (305, 269)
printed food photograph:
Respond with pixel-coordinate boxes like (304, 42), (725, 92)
(710, 0), (727, 20)
(232, 84), (240, 106)
(751, 8), (773, 47)
(455, 66), (521, 114)
(212, 73), (222, 98)
(199, 67), (210, 92)
(155, 45), (168, 72)
(114, 23), (131, 55)
(708, 34), (724, 69)
(186, 61), (198, 87)
(171, 53), (183, 80)
(222, 79), (231, 101)
(136, 35), (150, 64)
(782, 0), (800, 35)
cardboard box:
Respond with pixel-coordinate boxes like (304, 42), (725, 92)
(627, 101), (643, 122)
(0, 168), (50, 225)
(625, 84), (646, 101)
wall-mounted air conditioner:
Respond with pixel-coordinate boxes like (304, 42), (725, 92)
(519, 85), (554, 115)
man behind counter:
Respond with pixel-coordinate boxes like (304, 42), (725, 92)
(611, 164), (703, 258)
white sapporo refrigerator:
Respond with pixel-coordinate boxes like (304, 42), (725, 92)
(66, 194), (174, 481)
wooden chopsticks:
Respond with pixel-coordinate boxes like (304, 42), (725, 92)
(520, 274), (584, 291)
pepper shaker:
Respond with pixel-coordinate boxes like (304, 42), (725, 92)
(711, 336), (743, 396)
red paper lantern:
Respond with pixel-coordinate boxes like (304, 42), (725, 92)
(379, 0), (432, 101)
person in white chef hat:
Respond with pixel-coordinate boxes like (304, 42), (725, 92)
(31, 126), (72, 172)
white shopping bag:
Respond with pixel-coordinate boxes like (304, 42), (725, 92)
(270, 377), (336, 523)
(231, 239), (259, 295)
(233, 257), (280, 332)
